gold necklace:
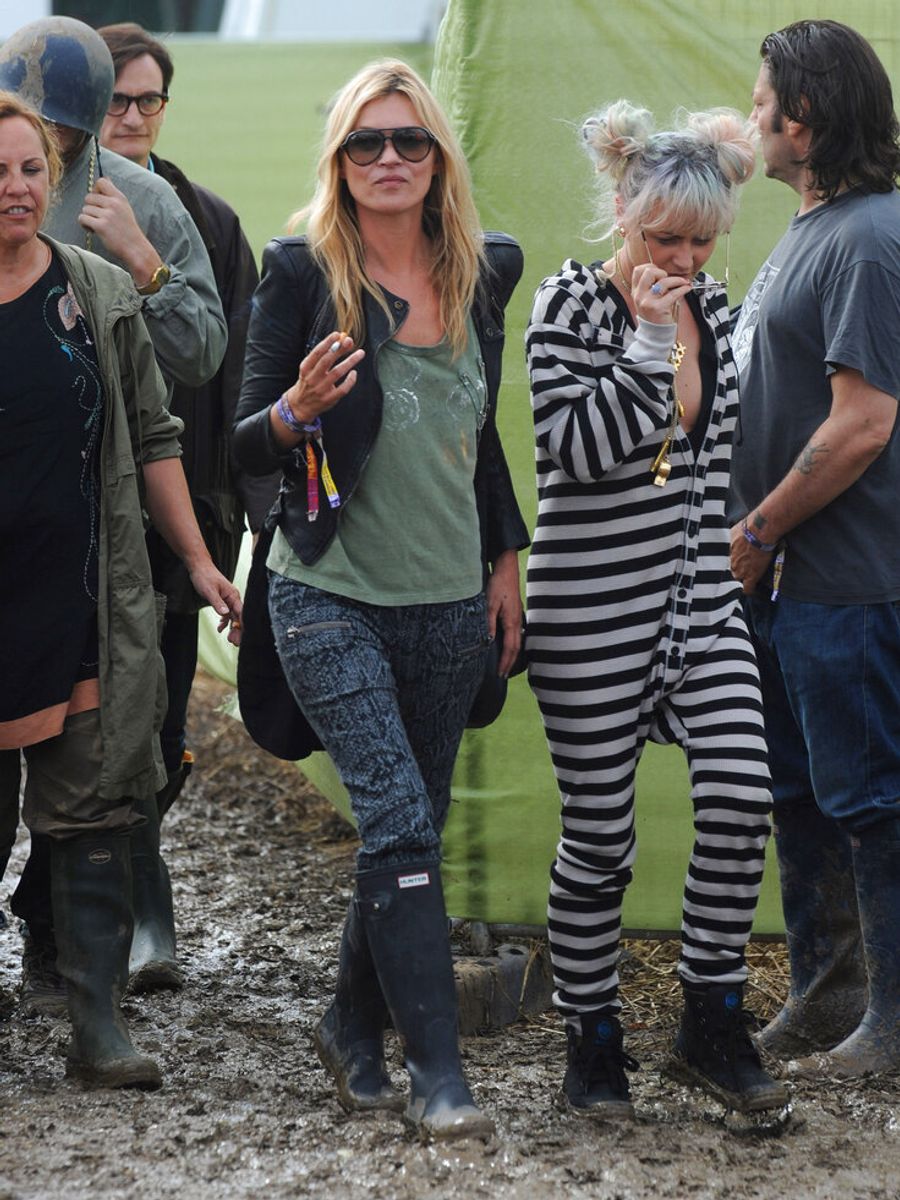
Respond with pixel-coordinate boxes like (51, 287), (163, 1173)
(84, 143), (96, 253)
(614, 250), (632, 293)
(651, 302), (686, 487)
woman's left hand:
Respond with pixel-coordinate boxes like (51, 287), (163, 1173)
(187, 561), (244, 645)
(486, 549), (523, 677)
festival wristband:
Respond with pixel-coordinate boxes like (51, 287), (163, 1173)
(276, 393), (322, 436)
(741, 519), (778, 554)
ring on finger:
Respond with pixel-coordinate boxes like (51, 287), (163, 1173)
(651, 282), (664, 296)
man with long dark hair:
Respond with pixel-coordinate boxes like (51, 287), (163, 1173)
(729, 19), (900, 1080)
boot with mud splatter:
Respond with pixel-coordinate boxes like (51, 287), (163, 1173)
(357, 862), (494, 1141)
(129, 791), (183, 993)
(561, 1011), (638, 1118)
(757, 803), (866, 1059)
(788, 817), (900, 1081)
(667, 982), (788, 1112)
(314, 896), (404, 1113)
(19, 921), (68, 1018)
(52, 833), (161, 1090)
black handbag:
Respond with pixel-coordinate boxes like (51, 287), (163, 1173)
(466, 618), (527, 729)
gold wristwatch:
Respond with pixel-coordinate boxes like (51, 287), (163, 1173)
(136, 263), (171, 296)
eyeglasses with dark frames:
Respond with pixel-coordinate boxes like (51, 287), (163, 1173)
(640, 229), (730, 291)
(107, 92), (169, 117)
(340, 126), (436, 166)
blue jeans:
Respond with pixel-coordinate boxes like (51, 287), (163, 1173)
(744, 593), (900, 832)
(267, 574), (489, 870)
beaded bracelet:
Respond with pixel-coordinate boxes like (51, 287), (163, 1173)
(741, 518), (778, 554)
(275, 392), (320, 436)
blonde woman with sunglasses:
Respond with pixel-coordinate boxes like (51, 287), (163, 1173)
(232, 60), (528, 1141)
(525, 102), (787, 1119)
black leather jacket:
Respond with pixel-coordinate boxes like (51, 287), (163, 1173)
(232, 231), (529, 574)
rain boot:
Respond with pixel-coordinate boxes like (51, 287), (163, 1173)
(0, 748), (20, 883)
(19, 918), (67, 1018)
(357, 862), (494, 1141)
(313, 896), (404, 1112)
(666, 982), (788, 1112)
(51, 832), (161, 1089)
(156, 750), (193, 823)
(788, 817), (900, 1079)
(757, 802), (867, 1058)
(561, 1010), (638, 1118)
(11, 833), (68, 1017)
(129, 791), (183, 993)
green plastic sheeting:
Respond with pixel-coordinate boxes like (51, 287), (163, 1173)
(199, 0), (899, 932)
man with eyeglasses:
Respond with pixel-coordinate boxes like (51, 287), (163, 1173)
(729, 19), (900, 1080)
(0, 15), (227, 1016)
(97, 21), (277, 802)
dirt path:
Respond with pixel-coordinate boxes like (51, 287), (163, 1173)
(1, 673), (897, 1199)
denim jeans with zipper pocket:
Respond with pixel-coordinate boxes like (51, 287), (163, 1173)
(268, 572), (489, 869)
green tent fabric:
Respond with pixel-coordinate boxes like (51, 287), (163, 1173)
(200, 0), (899, 932)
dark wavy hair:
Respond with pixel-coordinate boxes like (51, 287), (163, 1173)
(761, 19), (900, 200)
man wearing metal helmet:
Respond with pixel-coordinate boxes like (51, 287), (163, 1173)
(0, 16), (227, 1016)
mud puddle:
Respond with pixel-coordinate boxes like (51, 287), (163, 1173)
(1, 672), (897, 1199)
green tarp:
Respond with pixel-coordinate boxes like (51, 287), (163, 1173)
(199, 1), (899, 932)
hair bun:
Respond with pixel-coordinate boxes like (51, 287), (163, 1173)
(582, 100), (655, 180)
(684, 107), (757, 185)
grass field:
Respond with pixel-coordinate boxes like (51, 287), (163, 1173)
(154, 40), (433, 258)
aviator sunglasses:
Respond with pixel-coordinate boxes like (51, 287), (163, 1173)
(640, 229), (730, 291)
(340, 126), (436, 166)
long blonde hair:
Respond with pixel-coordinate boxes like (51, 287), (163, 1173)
(290, 59), (483, 355)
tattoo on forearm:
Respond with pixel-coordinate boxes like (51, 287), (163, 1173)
(794, 440), (830, 476)
(752, 513), (768, 532)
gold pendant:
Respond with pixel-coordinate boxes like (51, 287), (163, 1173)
(653, 459), (671, 487)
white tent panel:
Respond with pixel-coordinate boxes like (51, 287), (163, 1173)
(220, 0), (445, 41)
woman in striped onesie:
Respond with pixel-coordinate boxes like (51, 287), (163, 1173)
(526, 101), (785, 1117)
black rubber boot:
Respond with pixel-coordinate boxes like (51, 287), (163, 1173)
(357, 862), (494, 1141)
(313, 897), (404, 1113)
(788, 817), (900, 1079)
(156, 750), (193, 823)
(129, 792), (183, 993)
(11, 834), (67, 1017)
(51, 833), (161, 1089)
(667, 982), (788, 1112)
(0, 748), (20, 883)
(19, 919), (67, 1018)
(758, 803), (866, 1058)
(562, 1011), (638, 1118)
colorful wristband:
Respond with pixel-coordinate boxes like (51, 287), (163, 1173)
(275, 393), (322, 437)
(741, 519), (778, 554)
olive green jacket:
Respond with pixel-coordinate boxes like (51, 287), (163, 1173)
(45, 237), (183, 800)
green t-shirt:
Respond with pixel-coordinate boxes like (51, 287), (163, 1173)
(268, 315), (485, 605)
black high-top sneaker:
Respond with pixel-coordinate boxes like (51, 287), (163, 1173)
(562, 1011), (638, 1118)
(667, 982), (788, 1111)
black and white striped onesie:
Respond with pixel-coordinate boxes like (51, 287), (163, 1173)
(525, 260), (772, 1020)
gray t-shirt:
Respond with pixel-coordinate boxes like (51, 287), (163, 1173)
(268, 315), (485, 605)
(730, 188), (900, 604)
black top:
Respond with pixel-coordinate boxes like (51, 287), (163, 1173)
(0, 252), (103, 729)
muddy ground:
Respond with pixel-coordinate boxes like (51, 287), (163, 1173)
(1, 671), (897, 1200)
